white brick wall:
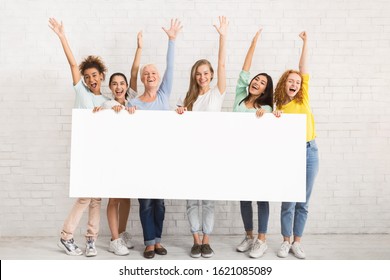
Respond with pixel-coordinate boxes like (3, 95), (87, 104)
(1, 0), (389, 237)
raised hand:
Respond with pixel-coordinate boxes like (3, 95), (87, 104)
(162, 18), (183, 40)
(137, 31), (143, 49)
(252, 28), (263, 43)
(299, 31), (307, 42)
(213, 16), (229, 36)
(48, 17), (65, 37)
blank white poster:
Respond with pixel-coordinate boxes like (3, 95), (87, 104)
(70, 109), (306, 202)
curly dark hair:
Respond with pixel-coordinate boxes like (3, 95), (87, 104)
(79, 55), (108, 80)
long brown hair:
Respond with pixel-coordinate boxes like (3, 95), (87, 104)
(274, 70), (303, 109)
(183, 59), (214, 111)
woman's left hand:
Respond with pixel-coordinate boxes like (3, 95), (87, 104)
(256, 108), (266, 118)
(125, 106), (136, 114)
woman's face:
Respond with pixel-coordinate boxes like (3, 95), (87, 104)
(249, 75), (268, 96)
(285, 73), (301, 100)
(195, 64), (212, 89)
(109, 75), (128, 100)
(83, 67), (103, 94)
(141, 65), (160, 88)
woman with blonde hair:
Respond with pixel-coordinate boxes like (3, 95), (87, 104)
(176, 16), (228, 258)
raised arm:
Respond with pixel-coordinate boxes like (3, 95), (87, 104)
(158, 19), (183, 96)
(48, 18), (81, 85)
(129, 31), (143, 92)
(162, 18), (183, 41)
(213, 16), (228, 94)
(242, 29), (262, 71)
(298, 31), (308, 74)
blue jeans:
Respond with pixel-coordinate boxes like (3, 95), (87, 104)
(138, 199), (165, 246)
(281, 139), (319, 237)
(187, 200), (215, 235)
(240, 201), (269, 234)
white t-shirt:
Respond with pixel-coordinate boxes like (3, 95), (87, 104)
(177, 86), (226, 112)
(102, 88), (138, 109)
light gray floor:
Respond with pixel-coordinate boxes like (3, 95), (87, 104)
(1, 234), (390, 260)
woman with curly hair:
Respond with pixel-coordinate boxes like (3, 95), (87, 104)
(273, 31), (319, 259)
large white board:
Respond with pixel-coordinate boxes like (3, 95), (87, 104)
(70, 109), (306, 202)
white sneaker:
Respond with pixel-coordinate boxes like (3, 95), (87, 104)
(249, 239), (268, 258)
(236, 235), (254, 252)
(85, 237), (97, 257)
(109, 238), (130, 256)
(119, 231), (134, 249)
(291, 242), (306, 259)
(277, 241), (291, 258)
(58, 238), (83, 256)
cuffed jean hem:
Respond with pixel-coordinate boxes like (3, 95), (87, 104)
(144, 238), (161, 246)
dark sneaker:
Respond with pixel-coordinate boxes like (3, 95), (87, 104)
(201, 244), (214, 258)
(57, 238), (83, 256)
(190, 244), (201, 258)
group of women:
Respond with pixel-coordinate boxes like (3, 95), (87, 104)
(49, 16), (318, 260)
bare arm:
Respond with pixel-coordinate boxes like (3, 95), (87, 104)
(213, 16), (228, 95)
(242, 29), (262, 71)
(298, 31), (308, 74)
(48, 18), (81, 85)
(130, 31), (143, 92)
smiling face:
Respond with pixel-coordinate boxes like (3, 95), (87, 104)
(83, 67), (103, 94)
(109, 75), (128, 101)
(195, 64), (213, 90)
(249, 74), (268, 96)
(141, 65), (160, 89)
(285, 73), (302, 100)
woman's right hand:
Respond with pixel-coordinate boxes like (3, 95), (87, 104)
(175, 106), (187, 114)
(48, 18), (65, 38)
(273, 110), (282, 118)
(93, 106), (104, 113)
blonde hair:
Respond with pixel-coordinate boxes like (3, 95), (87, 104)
(183, 59), (214, 111)
(274, 70), (303, 109)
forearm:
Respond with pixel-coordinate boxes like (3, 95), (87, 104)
(299, 40), (308, 74)
(58, 35), (80, 84)
(217, 34), (227, 93)
(130, 46), (142, 91)
(242, 40), (257, 71)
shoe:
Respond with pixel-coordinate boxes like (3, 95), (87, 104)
(190, 244), (202, 258)
(249, 239), (268, 258)
(57, 238), (83, 256)
(236, 235), (254, 252)
(155, 246), (167, 255)
(119, 231), (134, 249)
(291, 242), (306, 259)
(277, 241), (291, 258)
(201, 244), (214, 258)
(143, 249), (155, 259)
(85, 237), (97, 257)
(109, 238), (130, 256)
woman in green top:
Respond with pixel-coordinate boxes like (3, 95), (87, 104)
(234, 29), (273, 259)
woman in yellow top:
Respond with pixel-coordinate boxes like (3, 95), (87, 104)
(273, 31), (319, 259)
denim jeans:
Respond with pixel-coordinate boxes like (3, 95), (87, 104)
(240, 201), (269, 233)
(281, 139), (319, 237)
(138, 199), (165, 246)
(187, 200), (215, 235)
